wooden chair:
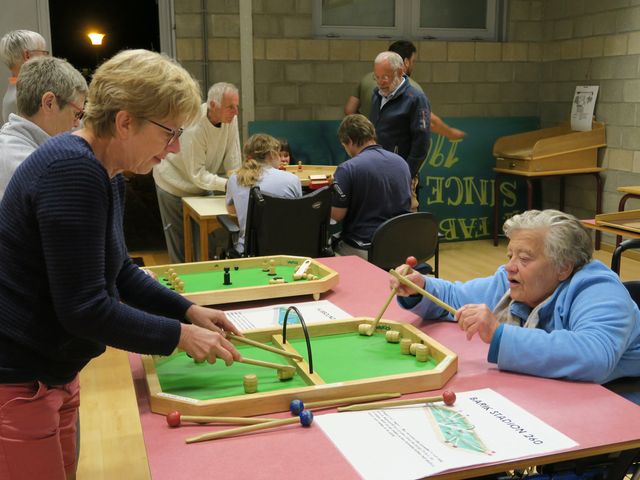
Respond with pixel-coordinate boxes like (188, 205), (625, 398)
(217, 185), (335, 258)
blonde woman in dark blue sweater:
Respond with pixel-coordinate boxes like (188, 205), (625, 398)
(0, 49), (241, 479)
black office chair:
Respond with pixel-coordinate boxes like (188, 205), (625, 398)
(611, 238), (640, 275)
(218, 185), (335, 258)
(366, 212), (440, 277)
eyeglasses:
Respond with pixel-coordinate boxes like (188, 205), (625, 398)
(67, 100), (85, 121)
(143, 118), (184, 146)
(27, 49), (50, 56)
(373, 74), (393, 83)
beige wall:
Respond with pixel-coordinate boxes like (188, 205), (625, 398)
(174, 0), (640, 226)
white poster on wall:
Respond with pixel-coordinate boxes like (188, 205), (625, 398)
(571, 85), (599, 131)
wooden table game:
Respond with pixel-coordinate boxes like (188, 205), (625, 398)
(145, 255), (339, 305)
(128, 256), (640, 480)
(284, 164), (336, 189)
(142, 317), (457, 417)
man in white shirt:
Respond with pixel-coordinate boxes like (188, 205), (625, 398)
(153, 82), (241, 263)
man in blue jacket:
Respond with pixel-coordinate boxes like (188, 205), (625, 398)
(392, 209), (640, 387)
(369, 51), (430, 211)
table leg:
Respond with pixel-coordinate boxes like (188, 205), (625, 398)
(526, 179), (533, 209)
(183, 203), (193, 263)
(199, 219), (209, 262)
(593, 172), (602, 250)
(559, 177), (565, 210)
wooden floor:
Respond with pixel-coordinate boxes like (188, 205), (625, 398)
(76, 240), (640, 479)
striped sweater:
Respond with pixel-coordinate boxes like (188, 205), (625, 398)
(0, 133), (192, 385)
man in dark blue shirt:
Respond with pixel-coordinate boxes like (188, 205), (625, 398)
(369, 51), (431, 211)
(332, 114), (411, 259)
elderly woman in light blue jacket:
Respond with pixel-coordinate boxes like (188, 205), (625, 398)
(392, 209), (640, 384)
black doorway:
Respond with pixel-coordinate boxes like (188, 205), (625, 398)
(49, 0), (166, 252)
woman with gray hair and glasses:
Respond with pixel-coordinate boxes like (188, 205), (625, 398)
(0, 49), (241, 479)
(0, 29), (49, 123)
(0, 55), (88, 201)
(391, 209), (640, 384)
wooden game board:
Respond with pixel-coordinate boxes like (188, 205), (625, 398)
(595, 209), (640, 234)
(145, 255), (339, 305)
(284, 164), (336, 188)
(141, 317), (458, 417)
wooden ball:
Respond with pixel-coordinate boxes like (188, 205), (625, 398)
(290, 399), (304, 415)
(385, 330), (400, 343)
(278, 368), (295, 381)
(400, 338), (412, 354)
(299, 409), (314, 426)
(443, 390), (456, 406)
(166, 411), (181, 428)
(243, 374), (258, 394)
(358, 323), (372, 336)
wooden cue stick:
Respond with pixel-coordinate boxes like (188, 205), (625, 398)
(186, 416), (301, 444)
(337, 393), (446, 412)
(388, 269), (457, 315)
(366, 265), (411, 335)
(228, 333), (303, 361)
(305, 392), (401, 409)
(180, 415), (278, 425)
(238, 356), (295, 372)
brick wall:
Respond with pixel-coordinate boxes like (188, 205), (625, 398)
(174, 0), (640, 227)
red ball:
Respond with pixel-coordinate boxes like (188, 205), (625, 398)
(442, 390), (456, 406)
(166, 410), (181, 427)
(406, 256), (417, 268)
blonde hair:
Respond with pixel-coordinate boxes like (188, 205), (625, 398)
(236, 134), (280, 187)
(83, 49), (202, 138)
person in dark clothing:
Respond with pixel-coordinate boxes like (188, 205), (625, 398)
(332, 114), (411, 259)
(369, 51), (431, 211)
(0, 49), (241, 480)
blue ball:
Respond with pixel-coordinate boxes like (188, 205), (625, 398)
(289, 399), (304, 415)
(299, 409), (314, 427)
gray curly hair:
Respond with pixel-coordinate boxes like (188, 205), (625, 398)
(207, 82), (238, 104)
(374, 51), (404, 72)
(0, 30), (46, 69)
(503, 209), (593, 271)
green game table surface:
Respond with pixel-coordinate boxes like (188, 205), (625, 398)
(155, 332), (437, 401)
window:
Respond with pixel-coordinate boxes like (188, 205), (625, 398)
(313, 0), (504, 41)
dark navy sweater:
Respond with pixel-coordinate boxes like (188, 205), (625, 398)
(369, 76), (431, 177)
(0, 133), (192, 385)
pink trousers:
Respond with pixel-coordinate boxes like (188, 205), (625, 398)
(0, 375), (80, 480)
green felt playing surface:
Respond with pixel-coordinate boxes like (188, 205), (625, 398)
(156, 346), (306, 400)
(289, 332), (437, 383)
(159, 265), (308, 293)
(154, 332), (437, 401)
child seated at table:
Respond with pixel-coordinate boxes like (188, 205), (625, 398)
(278, 138), (295, 167)
(226, 134), (302, 254)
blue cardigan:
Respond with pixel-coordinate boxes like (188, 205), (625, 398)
(399, 261), (640, 383)
(0, 133), (193, 385)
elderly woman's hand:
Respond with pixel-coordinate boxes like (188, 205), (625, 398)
(390, 264), (425, 296)
(455, 304), (499, 343)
